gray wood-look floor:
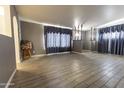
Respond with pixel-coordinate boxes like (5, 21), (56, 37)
(10, 52), (124, 88)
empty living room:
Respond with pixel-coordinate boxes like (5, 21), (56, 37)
(1, 1), (124, 93)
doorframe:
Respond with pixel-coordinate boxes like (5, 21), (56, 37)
(13, 16), (21, 63)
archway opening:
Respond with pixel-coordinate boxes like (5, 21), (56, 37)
(13, 16), (21, 63)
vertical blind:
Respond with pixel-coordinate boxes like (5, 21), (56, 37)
(98, 24), (124, 55)
(44, 26), (72, 54)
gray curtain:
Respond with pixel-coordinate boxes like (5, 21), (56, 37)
(98, 24), (124, 55)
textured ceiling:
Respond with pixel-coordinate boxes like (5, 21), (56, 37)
(16, 5), (124, 30)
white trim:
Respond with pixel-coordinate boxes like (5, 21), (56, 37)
(97, 17), (124, 28)
(46, 52), (70, 56)
(19, 16), (43, 25)
(42, 23), (72, 29)
(19, 17), (72, 29)
(32, 52), (70, 57)
(32, 54), (46, 57)
(72, 51), (82, 54)
(5, 69), (16, 88)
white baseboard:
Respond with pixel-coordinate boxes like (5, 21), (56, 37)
(32, 52), (70, 57)
(5, 69), (16, 88)
(72, 51), (82, 54)
(46, 52), (70, 56)
(32, 54), (46, 57)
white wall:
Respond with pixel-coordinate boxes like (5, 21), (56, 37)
(0, 15), (5, 35)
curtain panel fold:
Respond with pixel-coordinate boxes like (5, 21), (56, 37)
(44, 26), (72, 54)
(98, 24), (124, 55)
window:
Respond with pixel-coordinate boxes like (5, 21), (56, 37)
(47, 32), (70, 48)
(73, 31), (81, 40)
(0, 6), (12, 37)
